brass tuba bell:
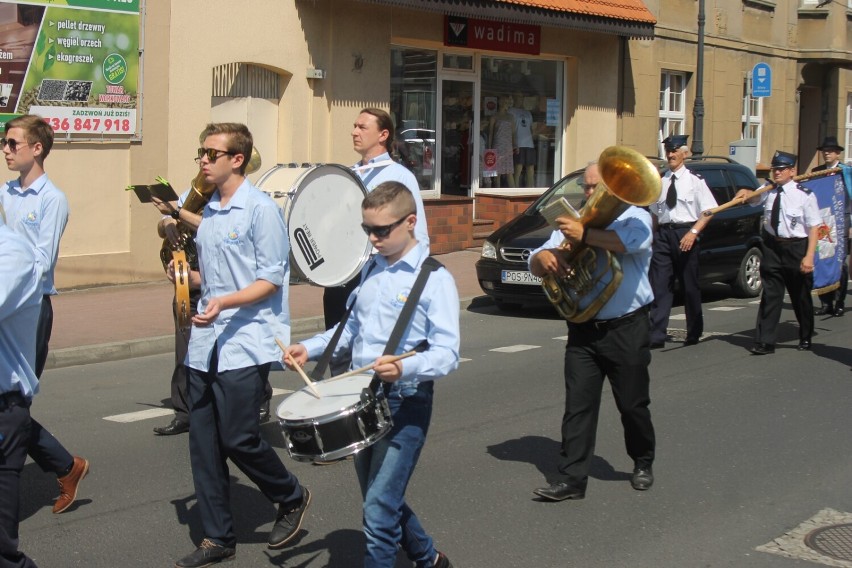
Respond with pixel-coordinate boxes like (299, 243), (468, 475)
(541, 146), (661, 323)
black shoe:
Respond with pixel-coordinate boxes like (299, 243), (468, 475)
(797, 340), (812, 351)
(175, 538), (235, 568)
(750, 343), (775, 355)
(834, 306), (845, 317)
(683, 338), (699, 346)
(533, 482), (585, 502)
(434, 551), (454, 568)
(815, 304), (834, 316)
(268, 486), (311, 549)
(154, 419), (189, 436)
(649, 342), (665, 350)
(259, 399), (271, 423)
(631, 467), (654, 491)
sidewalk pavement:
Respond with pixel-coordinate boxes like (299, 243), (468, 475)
(46, 249), (487, 370)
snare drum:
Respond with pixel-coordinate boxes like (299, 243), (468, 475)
(276, 374), (392, 462)
(257, 164), (371, 287)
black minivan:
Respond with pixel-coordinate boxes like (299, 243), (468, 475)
(475, 157), (765, 310)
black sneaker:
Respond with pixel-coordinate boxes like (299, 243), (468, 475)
(434, 551), (454, 568)
(175, 538), (235, 567)
(268, 486), (311, 549)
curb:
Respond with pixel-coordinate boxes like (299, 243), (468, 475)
(45, 296), (489, 370)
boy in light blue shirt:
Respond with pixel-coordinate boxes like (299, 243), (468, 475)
(286, 181), (459, 568)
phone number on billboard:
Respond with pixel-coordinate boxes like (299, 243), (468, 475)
(43, 117), (132, 134)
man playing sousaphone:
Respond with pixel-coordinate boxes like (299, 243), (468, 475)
(529, 152), (659, 502)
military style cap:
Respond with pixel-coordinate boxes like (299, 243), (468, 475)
(663, 134), (689, 152)
(770, 150), (797, 169)
(817, 135), (844, 152)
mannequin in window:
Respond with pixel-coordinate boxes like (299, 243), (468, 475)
(510, 91), (536, 187)
(488, 95), (517, 188)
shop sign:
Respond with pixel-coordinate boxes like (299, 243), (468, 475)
(444, 15), (540, 56)
(0, 0), (140, 136)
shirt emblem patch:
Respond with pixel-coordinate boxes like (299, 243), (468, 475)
(23, 211), (38, 225)
(225, 229), (241, 244)
(392, 289), (411, 308)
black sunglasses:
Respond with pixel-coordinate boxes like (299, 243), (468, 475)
(1, 138), (29, 152)
(195, 147), (235, 163)
(360, 213), (413, 238)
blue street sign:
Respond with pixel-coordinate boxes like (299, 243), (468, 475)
(752, 63), (771, 98)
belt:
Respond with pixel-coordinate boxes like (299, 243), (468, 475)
(659, 222), (692, 230)
(0, 390), (29, 412)
(582, 305), (649, 331)
(763, 231), (806, 244)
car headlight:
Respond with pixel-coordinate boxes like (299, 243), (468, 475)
(481, 241), (497, 259)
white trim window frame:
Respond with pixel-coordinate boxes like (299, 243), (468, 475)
(659, 70), (686, 142)
(846, 93), (852, 164)
(742, 79), (763, 162)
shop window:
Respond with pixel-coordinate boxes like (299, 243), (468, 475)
(741, 79), (763, 162)
(480, 56), (562, 189)
(659, 70), (686, 143)
(390, 47), (438, 193)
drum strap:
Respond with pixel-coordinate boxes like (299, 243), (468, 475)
(310, 259), (379, 381)
(369, 257), (444, 397)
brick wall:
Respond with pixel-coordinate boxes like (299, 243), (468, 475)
(475, 193), (538, 226)
(423, 195), (474, 254)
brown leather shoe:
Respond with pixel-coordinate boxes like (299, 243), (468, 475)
(53, 456), (89, 514)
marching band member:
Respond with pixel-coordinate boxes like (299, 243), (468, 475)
(174, 123), (309, 567)
(0, 114), (88, 515)
(735, 151), (820, 354)
(286, 182), (459, 568)
(648, 134), (717, 348)
(529, 161), (657, 501)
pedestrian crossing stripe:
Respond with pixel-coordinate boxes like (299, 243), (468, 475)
(490, 345), (541, 353)
(708, 306), (746, 311)
(103, 388), (294, 423)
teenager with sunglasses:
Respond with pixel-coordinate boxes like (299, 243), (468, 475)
(0, 114), (89, 515)
(171, 123), (310, 567)
(286, 181), (459, 568)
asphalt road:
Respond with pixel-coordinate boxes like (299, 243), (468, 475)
(19, 289), (852, 567)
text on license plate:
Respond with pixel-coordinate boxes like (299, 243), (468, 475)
(501, 270), (542, 285)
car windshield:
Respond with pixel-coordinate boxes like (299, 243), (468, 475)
(530, 169), (587, 214)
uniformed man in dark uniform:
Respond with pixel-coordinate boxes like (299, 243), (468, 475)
(735, 151), (821, 354)
(811, 135), (847, 317)
(648, 134), (717, 348)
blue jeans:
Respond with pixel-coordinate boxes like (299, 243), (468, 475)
(354, 381), (437, 568)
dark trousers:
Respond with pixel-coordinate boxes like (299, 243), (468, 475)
(557, 308), (656, 490)
(170, 289), (201, 424)
(187, 349), (302, 547)
(27, 297), (73, 476)
(755, 235), (813, 345)
(649, 227), (703, 343)
(0, 393), (38, 568)
(322, 274), (361, 330)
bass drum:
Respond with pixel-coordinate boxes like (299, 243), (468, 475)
(257, 164), (371, 287)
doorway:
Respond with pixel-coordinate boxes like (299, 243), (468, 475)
(439, 78), (476, 196)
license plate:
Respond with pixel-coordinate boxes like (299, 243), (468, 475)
(501, 270), (542, 285)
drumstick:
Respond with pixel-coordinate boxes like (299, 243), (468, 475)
(327, 351), (417, 383)
(275, 338), (322, 398)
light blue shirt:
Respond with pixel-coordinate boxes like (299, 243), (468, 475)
(187, 178), (291, 372)
(302, 241), (459, 389)
(354, 152), (430, 248)
(0, 219), (43, 399)
(0, 173), (69, 295)
(529, 206), (654, 320)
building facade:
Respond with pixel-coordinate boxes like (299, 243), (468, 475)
(3, 0), (848, 289)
